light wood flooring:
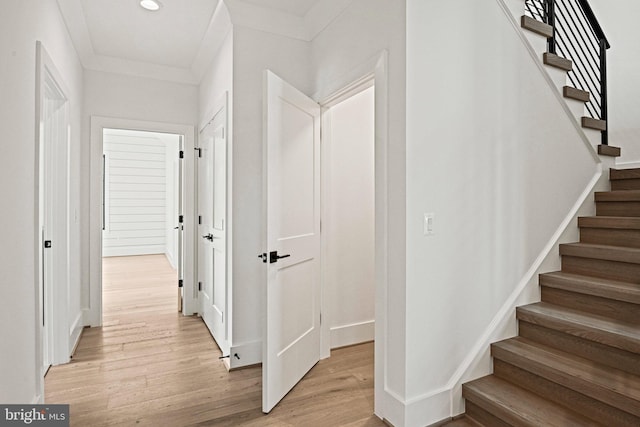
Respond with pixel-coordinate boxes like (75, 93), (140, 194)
(45, 254), (383, 426)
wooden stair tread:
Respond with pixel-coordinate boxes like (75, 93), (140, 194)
(598, 145), (622, 158)
(563, 86), (590, 102)
(520, 15), (554, 38)
(463, 376), (601, 427)
(492, 337), (640, 416)
(582, 116), (607, 131)
(543, 52), (572, 71)
(559, 242), (640, 264)
(517, 302), (640, 353)
(611, 168), (640, 181)
(595, 190), (640, 202)
(579, 216), (640, 230)
(539, 271), (640, 304)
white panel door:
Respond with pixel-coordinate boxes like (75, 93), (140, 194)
(198, 118), (228, 355)
(262, 70), (321, 413)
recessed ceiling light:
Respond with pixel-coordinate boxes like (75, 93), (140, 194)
(140, 0), (161, 11)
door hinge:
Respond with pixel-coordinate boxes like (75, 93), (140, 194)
(179, 150), (184, 159)
(44, 240), (52, 249)
(198, 281), (202, 291)
(198, 215), (202, 225)
(195, 147), (202, 158)
(320, 313), (322, 325)
(178, 279), (184, 288)
(179, 215), (184, 224)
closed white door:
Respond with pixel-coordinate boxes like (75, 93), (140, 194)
(262, 70), (322, 413)
(198, 116), (228, 355)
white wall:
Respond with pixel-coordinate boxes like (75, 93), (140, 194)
(82, 70), (198, 308)
(588, 0), (640, 166)
(0, 0), (83, 403)
(404, 0), (601, 425)
(102, 129), (181, 258)
(325, 87), (375, 349)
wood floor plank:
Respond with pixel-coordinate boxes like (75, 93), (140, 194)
(45, 254), (383, 426)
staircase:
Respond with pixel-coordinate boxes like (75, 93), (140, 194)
(448, 168), (640, 426)
(442, 3), (640, 426)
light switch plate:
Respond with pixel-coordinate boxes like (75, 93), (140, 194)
(424, 213), (434, 236)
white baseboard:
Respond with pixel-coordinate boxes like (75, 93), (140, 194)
(102, 246), (164, 257)
(229, 340), (262, 369)
(615, 160), (640, 169)
(330, 320), (374, 349)
(165, 250), (177, 270)
(69, 312), (84, 356)
(82, 307), (99, 328)
(383, 387), (451, 427)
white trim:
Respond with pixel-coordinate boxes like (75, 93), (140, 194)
(229, 340), (262, 369)
(445, 167), (603, 416)
(615, 160), (640, 169)
(330, 320), (375, 349)
(313, 51), (389, 421)
(68, 312), (83, 356)
(89, 117), (197, 326)
(35, 41), (74, 398)
(319, 73), (375, 360)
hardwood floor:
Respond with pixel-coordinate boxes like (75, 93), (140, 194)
(45, 254), (382, 426)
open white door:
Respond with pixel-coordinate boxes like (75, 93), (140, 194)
(198, 111), (229, 355)
(262, 70), (321, 413)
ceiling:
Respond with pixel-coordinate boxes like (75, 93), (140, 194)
(241, 0), (319, 17)
(57, 0), (325, 84)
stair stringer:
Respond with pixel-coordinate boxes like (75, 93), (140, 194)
(443, 0), (615, 419)
(447, 166), (612, 416)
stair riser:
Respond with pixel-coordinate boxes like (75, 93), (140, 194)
(562, 256), (640, 284)
(493, 359), (640, 426)
(541, 287), (640, 325)
(597, 202), (640, 217)
(612, 179), (640, 191)
(519, 322), (640, 376)
(464, 401), (511, 427)
(580, 228), (640, 249)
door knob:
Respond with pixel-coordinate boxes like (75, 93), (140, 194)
(202, 233), (213, 241)
(269, 251), (291, 264)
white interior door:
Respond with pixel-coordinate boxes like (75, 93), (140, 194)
(198, 115), (228, 355)
(262, 70), (321, 413)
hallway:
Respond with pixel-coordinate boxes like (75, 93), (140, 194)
(45, 255), (382, 426)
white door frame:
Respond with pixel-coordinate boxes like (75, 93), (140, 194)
(35, 41), (72, 393)
(88, 117), (197, 326)
(319, 74), (375, 359)
(313, 51), (389, 417)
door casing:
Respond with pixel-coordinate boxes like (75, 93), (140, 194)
(35, 42), (73, 398)
(88, 117), (197, 326)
